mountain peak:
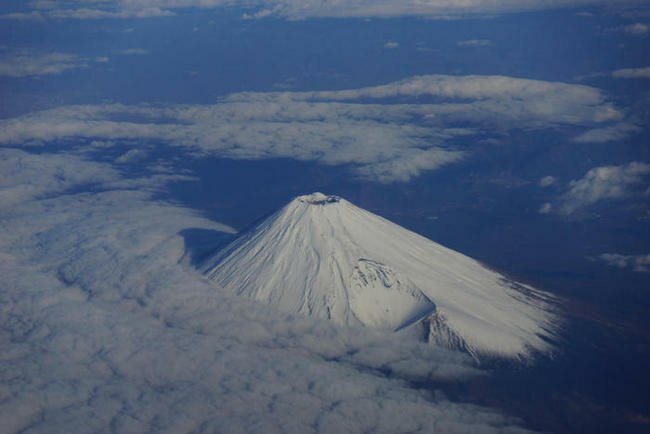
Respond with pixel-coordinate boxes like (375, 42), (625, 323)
(203, 194), (560, 359)
(295, 192), (341, 205)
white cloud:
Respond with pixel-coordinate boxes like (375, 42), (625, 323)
(384, 41), (399, 49)
(612, 66), (650, 78)
(598, 253), (650, 272)
(539, 175), (556, 187)
(0, 147), (532, 432)
(541, 162), (650, 215)
(3, 0), (650, 20)
(458, 39), (491, 46)
(0, 52), (87, 77)
(0, 75), (631, 182)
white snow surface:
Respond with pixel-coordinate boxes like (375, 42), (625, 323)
(205, 192), (560, 359)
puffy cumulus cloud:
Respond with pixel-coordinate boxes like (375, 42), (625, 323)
(3, 0), (650, 20)
(0, 52), (87, 77)
(539, 175), (556, 187)
(598, 253), (650, 272)
(0, 147), (532, 433)
(540, 162), (650, 216)
(0, 75), (631, 183)
(612, 66), (650, 78)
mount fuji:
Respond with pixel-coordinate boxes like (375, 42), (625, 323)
(203, 193), (559, 359)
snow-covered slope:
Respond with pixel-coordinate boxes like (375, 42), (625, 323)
(203, 192), (559, 359)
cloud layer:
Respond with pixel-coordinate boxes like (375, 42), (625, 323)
(0, 146), (533, 433)
(0, 74), (631, 182)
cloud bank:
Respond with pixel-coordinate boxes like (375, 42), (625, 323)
(0, 146), (534, 433)
(0, 74), (631, 182)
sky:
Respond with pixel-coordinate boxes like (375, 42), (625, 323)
(0, 1), (649, 433)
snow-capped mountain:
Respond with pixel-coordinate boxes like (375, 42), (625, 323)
(203, 193), (559, 359)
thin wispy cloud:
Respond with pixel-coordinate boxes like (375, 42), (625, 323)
(0, 52), (86, 77)
(116, 48), (149, 55)
(3, 0), (650, 20)
(573, 122), (641, 143)
(612, 66), (650, 78)
(458, 39), (491, 46)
